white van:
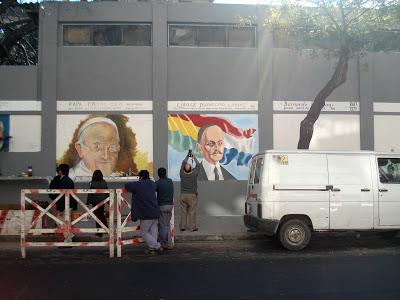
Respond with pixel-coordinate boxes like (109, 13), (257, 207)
(244, 150), (400, 250)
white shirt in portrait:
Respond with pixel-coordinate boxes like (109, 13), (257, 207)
(201, 159), (224, 180)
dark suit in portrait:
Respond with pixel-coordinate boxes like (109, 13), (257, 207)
(197, 161), (236, 181)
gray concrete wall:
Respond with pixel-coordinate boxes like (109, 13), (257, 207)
(167, 3), (258, 23)
(0, 66), (41, 177)
(168, 48), (258, 100)
(0, 66), (38, 100)
(166, 3), (261, 216)
(58, 47), (152, 100)
(0, 2), (400, 216)
(272, 49), (359, 102)
(371, 52), (400, 102)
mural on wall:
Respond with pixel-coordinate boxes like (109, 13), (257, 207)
(168, 114), (258, 181)
(0, 115), (10, 152)
(273, 114), (360, 151)
(0, 115), (41, 152)
(57, 114), (153, 177)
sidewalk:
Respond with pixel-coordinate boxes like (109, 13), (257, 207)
(0, 215), (264, 243)
(174, 215), (264, 241)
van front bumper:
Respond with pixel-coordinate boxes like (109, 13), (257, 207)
(244, 215), (279, 236)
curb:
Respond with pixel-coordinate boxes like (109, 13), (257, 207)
(0, 232), (266, 243)
(175, 232), (265, 242)
(2, 232), (395, 243)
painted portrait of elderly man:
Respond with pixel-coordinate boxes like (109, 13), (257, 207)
(0, 115), (10, 152)
(168, 114), (258, 181)
(58, 114), (152, 177)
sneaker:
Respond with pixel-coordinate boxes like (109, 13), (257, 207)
(191, 228), (199, 232)
(180, 228), (186, 232)
(145, 248), (157, 255)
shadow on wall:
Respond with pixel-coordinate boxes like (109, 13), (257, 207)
(173, 180), (248, 216)
(274, 114), (361, 150)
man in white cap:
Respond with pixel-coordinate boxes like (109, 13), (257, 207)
(72, 117), (121, 177)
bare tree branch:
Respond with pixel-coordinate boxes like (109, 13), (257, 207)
(16, 41), (29, 65)
(0, 0), (16, 16)
(320, 0), (342, 31)
(1, 18), (31, 29)
(347, 2), (381, 27)
(0, 21), (37, 60)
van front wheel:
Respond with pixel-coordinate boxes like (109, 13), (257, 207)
(279, 219), (311, 251)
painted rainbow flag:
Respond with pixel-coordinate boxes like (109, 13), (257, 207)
(168, 114), (256, 166)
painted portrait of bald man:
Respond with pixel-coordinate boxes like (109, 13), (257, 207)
(197, 124), (236, 181)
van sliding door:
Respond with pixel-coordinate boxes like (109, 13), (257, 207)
(377, 157), (400, 226)
(327, 155), (373, 229)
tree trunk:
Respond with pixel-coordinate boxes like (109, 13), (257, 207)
(297, 47), (350, 149)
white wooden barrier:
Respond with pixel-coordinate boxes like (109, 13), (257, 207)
(20, 189), (114, 258)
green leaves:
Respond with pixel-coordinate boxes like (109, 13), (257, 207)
(267, 0), (400, 57)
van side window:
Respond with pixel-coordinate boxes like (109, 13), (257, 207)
(378, 158), (400, 184)
(254, 158), (263, 184)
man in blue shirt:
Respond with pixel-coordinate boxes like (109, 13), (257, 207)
(125, 170), (162, 254)
(156, 167), (174, 249)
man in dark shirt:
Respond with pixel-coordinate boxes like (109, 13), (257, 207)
(156, 167), (174, 249)
(125, 170), (162, 254)
(180, 152), (200, 232)
(48, 164), (76, 243)
(49, 164), (76, 212)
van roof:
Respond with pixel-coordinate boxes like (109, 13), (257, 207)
(253, 150), (400, 156)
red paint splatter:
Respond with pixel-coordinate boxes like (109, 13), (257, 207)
(0, 210), (8, 233)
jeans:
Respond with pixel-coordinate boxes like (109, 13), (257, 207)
(158, 204), (173, 247)
(180, 193), (198, 231)
(140, 219), (161, 250)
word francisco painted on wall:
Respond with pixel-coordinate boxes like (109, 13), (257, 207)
(273, 101), (360, 112)
(0, 101), (42, 111)
(168, 101), (258, 112)
(57, 101), (153, 112)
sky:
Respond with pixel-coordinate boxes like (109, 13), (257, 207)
(17, 0), (271, 3)
(214, 0), (269, 4)
(18, 0), (272, 4)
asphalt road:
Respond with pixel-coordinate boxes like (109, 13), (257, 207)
(1, 235), (400, 300)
